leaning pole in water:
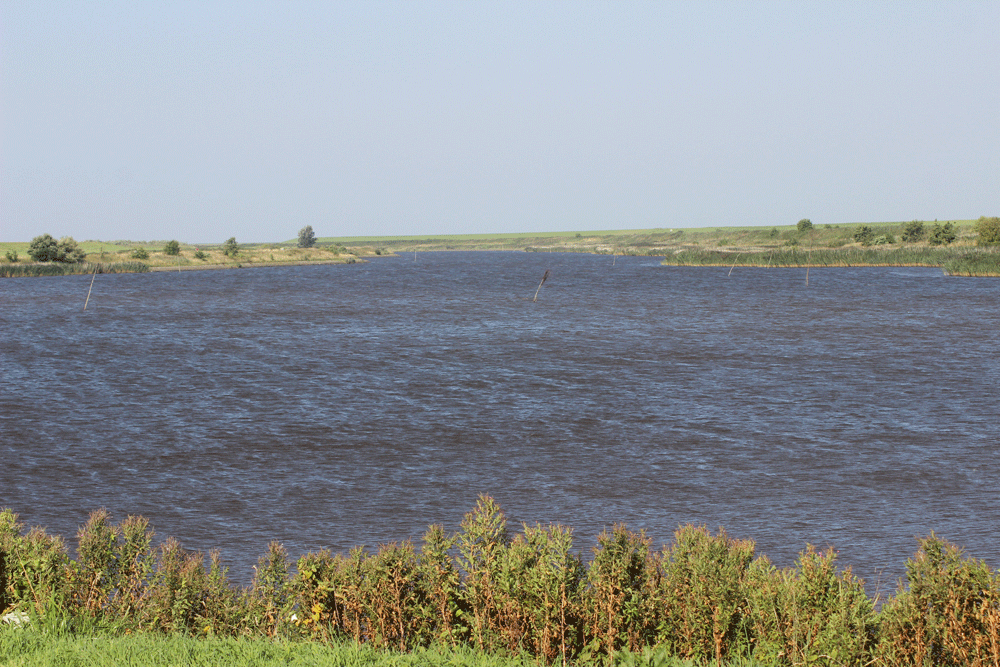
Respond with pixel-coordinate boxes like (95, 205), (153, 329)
(83, 265), (98, 311)
(533, 269), (550, 302)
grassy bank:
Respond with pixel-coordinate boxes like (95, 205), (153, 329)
(326, 219), (1000, 275)
(3, 499), (998, 666)
(5, 219), (998, 276)
(0, 628), (724, 667)
(0, 262), (150, 278)
(0, 240), (378, 277)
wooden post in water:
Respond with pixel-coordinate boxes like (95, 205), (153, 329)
(728, 253), (742, 277)
(83, 264), (98, 311)
(533, 269), (550, 302)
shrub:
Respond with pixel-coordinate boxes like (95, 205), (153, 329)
(929, 222), (957, 246)
(585, 525), (653, 656)
(193, 250), (208, 260)
(652, 526), (755, 664)
(4, 250), (17, 263)
(854, 225), (875, 246)
(902, 220), (926, 242)
(875, 534), (1000, 666)
(976, 216), (1000, 246)
(747, 546), (876, 666)
(797, 218), (813, 232)
(28, 234), (86, 263)
(298, 226), (317, 248)
(222, 237), (240, 257)
(130, 247), (149, 260)
(164, 240), (181, 256)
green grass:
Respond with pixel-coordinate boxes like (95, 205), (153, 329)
(0, 262), (150, 278)
(0, 626), (763, 667)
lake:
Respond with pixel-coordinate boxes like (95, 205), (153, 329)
(2, 251), (998, 589)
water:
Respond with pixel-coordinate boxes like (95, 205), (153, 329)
(2, 252), (998, 589)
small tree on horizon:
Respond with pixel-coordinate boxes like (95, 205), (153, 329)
(297, 225), (317, 248)
(797, 218), (813, 233)
(222, 237), (240, 257)
(164, 240), (181, 255)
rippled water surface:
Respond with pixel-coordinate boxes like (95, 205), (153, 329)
(2, 252), (998, 586)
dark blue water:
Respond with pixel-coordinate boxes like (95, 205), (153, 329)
(2, 252), (998, 590)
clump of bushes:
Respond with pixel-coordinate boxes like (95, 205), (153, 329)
(929, 222), (958, 246)
(976, 216), (1000, 246)
(3, 499), (1000, 666)
(27, 234), (86, 263)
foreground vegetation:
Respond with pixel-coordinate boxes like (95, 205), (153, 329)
(3, 498), (999, 666)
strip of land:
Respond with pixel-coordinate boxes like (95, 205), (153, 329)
(3, 218), (999, 276)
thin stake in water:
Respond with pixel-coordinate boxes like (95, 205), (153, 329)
(83, 264), (98, 311)
(533, 269), (550, 302)
(728, 252), (742, 276)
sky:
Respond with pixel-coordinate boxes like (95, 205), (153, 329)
(2, 1), (998, 243)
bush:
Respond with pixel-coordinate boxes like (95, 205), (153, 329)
(297, 226), (317, 249)
(875, 534), (999, 666)
(222, 237), (240, 257)
(928, 222), (957, 246)
(797, 218), (813, 232)
(193, 250), (208, 260)
(4, 250), (17, 263)
(164, 240), (181, 256)
(747, 546), (876, 666)
(653, 526), (755, 663)
(902, 220), (926, 242)
(976, 216), (1000, 246)
(854, 225), (875, 246)
(130, 247), (149, 260)
(27, 234), (86, 263)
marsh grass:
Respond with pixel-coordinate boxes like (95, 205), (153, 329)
(0, 262), (150, 277)
(3, 500), (1000, 666)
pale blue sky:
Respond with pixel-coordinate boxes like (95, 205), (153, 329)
(2, 1), (997, 243)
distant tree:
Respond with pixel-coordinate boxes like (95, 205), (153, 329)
(769, 227), (779, 238)
(853, 225), (875, 247)
(928, 222), (957, 246)
(975, 216), (1000, 246)
(193, 250), (209, 260)
(164, 240), (181, 255)
(222, 237), (240, 257)
(297, 225), (316, 248)
(797, 218), (813, 233)
(901, 220), (926, 243)
(4, 250), (18, 262)
(28, 234), (86, 262)
(131, 247), (149, 260)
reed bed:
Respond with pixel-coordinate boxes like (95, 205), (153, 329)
(659, 246), (994, 269)
(3, 499), (999, 666)
(0, 262), (150, 278)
